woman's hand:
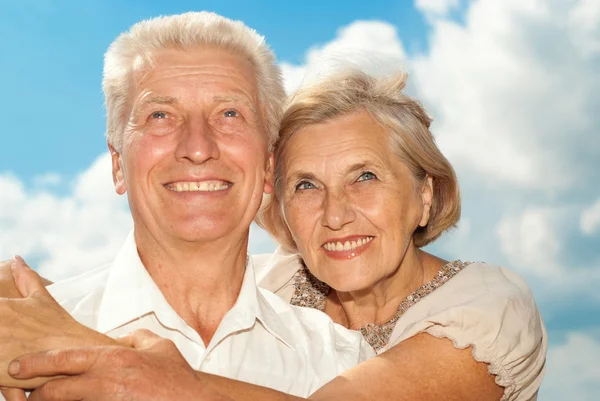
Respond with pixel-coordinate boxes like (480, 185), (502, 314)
(0, 257), (53, 299)
(0, 258), (119, 389)
(8, 330), (204, 401)
(0, 258), (25, 299)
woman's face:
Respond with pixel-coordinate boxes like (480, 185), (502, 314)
(281, 110), (432, 292)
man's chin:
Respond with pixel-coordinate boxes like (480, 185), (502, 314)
(166, 221), (248, 244)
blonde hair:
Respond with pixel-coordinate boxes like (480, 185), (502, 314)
(103, 11), (285, 151)
(257, 68), (460, 250)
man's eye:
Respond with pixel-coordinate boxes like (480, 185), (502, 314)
(223, 110), (238, 118)
(151, 111), (168, 119)
(296, 181), (315, 191)
(357, 171), (377, 182)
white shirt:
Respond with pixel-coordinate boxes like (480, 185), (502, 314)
(46, 233), (375, 397)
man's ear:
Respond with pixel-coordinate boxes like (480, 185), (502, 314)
(263, 154), (275, 195)
(108, 143), (126, 195)
(419, 175), (433, 227)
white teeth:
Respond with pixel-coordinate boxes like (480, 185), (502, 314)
(323, 236), (373, 252)
(169, 181), (230, 192)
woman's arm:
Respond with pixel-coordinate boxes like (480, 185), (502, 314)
(0, 259), (119, 389)
(0, 258), (53, 298)
(193, 333), (503, 401)
(310, 333), (503, 401)
(9, 329), (503, 401)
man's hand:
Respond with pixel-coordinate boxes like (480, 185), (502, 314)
(9, 329), (204, 401)
(0, 259), (118, 389)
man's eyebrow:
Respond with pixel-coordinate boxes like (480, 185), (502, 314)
(213, 95), (257, 114)
(137, 96), (180, 108)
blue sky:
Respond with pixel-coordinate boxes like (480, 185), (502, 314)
(1, 0), (428, 179)
(1, 0), (599, 399)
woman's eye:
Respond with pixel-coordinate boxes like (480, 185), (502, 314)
(151, 111), (168, 119)
(357, 171), (377, 182)
(223, 110), (238, 118)
(296, 181), (316, 191)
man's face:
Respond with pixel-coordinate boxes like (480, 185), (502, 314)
(110, 47), (273, 246)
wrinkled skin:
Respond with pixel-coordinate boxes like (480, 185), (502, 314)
(0, 260), (24, 299)
(11, 330), (204, 401)
(0, 258), (119, 393)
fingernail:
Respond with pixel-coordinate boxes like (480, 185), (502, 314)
(8, 360), (20, 376)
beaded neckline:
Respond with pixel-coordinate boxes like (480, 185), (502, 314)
(289, 260), (470, 352)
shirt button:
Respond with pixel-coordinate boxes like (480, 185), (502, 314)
(204, 354), (212, 362)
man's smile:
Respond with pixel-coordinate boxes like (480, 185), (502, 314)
(164, 180), (232, 192)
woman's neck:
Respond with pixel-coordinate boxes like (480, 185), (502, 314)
(325, 249), (447, 330)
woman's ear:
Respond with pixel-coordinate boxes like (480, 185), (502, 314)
(419, 175), (433, 227)
(108, 143), (127, 195)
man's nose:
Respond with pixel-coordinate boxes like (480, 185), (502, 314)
(175, 119), (220, 164)
(320, 189), (356, 230)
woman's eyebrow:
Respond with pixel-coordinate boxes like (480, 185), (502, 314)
(346, 162), (369, 173)
(286, 171), (317, 184)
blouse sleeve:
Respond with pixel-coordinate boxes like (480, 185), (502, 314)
(387, 263), (547, 401)
(253, 246), (303, 303)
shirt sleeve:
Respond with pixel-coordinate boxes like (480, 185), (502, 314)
(388, 263), (547, 401)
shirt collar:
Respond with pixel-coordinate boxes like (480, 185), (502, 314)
(96, 231), (156, 333)
(217, 256), (296, 350)
(96, 231), (296, 350)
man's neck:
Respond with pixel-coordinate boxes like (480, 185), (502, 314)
(134, 228), (250, 346)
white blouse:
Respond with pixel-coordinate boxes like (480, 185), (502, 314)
(253, 247), (547, 401)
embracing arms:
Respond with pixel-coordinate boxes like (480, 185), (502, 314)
(0, 259), (503, 401)
(0, 259), (120, 389)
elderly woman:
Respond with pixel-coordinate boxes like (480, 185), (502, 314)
(0, 69), (546, 401)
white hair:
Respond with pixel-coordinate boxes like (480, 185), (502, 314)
(103, 11), (285, 151)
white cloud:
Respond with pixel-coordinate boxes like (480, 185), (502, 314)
(33, 173), (62, 187)
(415, 0), (460, 17)
(496, 208), (562, 278)
(581, 198), (600, 235)
(281, 20), (406, 94)
(0, 153), (132, 281)
(568, 0), (600, 57)
(411, 0), (600, 190)
(540, 331), (600, 401)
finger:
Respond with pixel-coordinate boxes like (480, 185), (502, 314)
(0, 260), (22, 299)
(9, 348), (97, 379)
(28, 376), (87, 401)
(11, 257), (50, 299)
(0, 387), (27, 401)
(117, 328), (162, 349)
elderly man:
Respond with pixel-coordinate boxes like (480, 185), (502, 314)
(0, 11), (372, 401)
